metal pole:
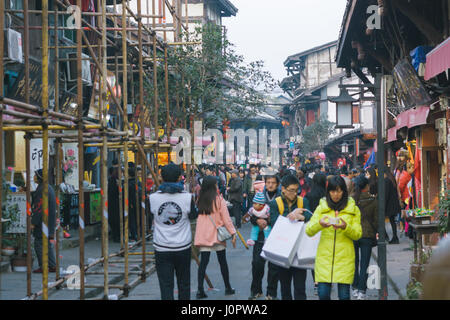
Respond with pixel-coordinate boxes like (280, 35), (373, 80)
(76, 0), (86, 300)
(41, 0), (50, 300)
(375, 73), (388, 300)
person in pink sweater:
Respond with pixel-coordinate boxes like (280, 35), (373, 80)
(194, 176), (237, 299)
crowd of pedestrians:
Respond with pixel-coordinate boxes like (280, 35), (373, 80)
(95, 157), (411, 301)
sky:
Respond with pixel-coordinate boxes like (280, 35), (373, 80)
(222, 0), (348, 86)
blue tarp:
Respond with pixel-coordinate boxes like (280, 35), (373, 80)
(410, 46), (433, 72)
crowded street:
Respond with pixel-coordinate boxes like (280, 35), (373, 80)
(0, 0), (449, 305)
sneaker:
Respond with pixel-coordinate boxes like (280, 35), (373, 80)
(357, 291), (366, 300)
(225, 288), (236, 296)
(32, 268), (43, 274)
(248, 292), (263, 300)
(265, 295), (277, 300)
(196, 291), (208, 299)
(352, 289), (359, 298)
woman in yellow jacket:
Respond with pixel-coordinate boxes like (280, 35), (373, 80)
(306, 175), (362, 300)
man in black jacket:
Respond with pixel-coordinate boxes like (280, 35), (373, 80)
(31, 169), (57, 273)
(108, 162), (121, 242)
(249, 175), (281, 300)
(227, 169), (243, 228)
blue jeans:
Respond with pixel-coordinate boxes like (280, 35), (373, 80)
(318, 283), (350, 300)
(353, 238), (374, 293)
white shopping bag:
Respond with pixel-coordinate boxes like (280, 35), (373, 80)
(291, 225), (321, 269)
(261, 216), (304, 268)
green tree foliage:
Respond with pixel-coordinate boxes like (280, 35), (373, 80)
(299, 115), (336, 155)
(141, 23), (277, 131)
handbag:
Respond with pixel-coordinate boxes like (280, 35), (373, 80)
(209, 215), (233, 242)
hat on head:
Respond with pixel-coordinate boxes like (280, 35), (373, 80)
(35, 169), (43, 181)
(253, 192), (266, 205)
(231, 169), (239, 175)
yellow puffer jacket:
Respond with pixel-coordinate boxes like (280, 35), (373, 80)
(306, 197), (362, 284)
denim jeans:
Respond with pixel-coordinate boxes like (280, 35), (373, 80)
(155, 248), (191, 300)
(318, 282), (350, 300)
(279, 267), (307, 300)
(34, 236), (56, 269)
(353, 238), (374, 293)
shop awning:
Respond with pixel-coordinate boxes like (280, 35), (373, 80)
(424, 37), (450, 81)
(385, 106), (430, 143)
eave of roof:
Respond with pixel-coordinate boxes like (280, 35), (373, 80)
(217, 0), (238, 17)
(284, 40), (338, 67)
(335, 0), (359, 68)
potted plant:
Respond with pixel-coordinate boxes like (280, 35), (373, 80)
(10, 234), (29, 272)
(1, 238), (16, 256)
(410, 248), (433, 283)
(406, 279), (423, 300)
(2, 174), (18, 258)
(437, 191), (450, 237)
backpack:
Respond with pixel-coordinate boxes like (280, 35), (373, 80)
(275, 196), (303, 216)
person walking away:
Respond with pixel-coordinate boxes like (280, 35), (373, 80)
(128, 163), (141, 242)
(149, 163), (198, 300)
(268, 175), (312, 300)
(195, 176), (237, 299)
(305, 176), (362, 300)
(352, 176), (378, 300)
(304, 173), (327, 295)
(227, 169), (243, 228)
(248, 175), (281, 300)
(242, 169), (252, 215)
(31, 169), (57, 273)
(296, 168), (310, 197)
(385, 166), (402, 244)
(238, 170), (246, 213)
(108, 164), (121, 242)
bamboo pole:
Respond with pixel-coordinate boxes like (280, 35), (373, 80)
(122, 0), (130, 294)
(76, 0), (86, 300)
(53, 3), (62, 284)
(23, 0), (33, 297)
(101, 0), (110, 300)
(0, 0), (4, 296)
(0, 97), (79, 122)
(1, 125), (102, 132)
(163, 0), (171, 163)
(113, 0), (124, 252)
(137, 0), (148, 280)
(41, 0), (50, 300)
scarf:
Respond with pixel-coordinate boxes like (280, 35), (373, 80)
(158, 182), (184, 194)
(326, 194), (348, 212)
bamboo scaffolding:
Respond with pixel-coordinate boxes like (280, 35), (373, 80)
(0, 0), (196, 301)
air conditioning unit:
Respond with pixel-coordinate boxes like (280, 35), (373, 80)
(4, 28), (23, 63)
(66, 53), (92, 85)
(435, 118), (447, 147)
